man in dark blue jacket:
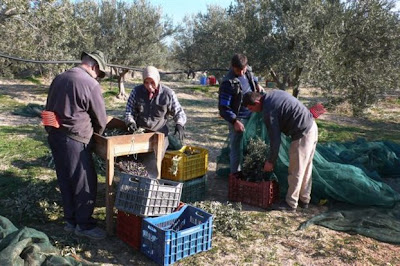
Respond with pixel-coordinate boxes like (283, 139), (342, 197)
(243, 90), (318, 212)
(218, 54), (263, 174)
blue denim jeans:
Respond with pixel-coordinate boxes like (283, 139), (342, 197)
(228, 118), (248, 174)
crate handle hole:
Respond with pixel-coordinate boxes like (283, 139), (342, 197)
(147, 225), (157, 233)
(129, 177), (140, 183)
(195, 211), (205, 218)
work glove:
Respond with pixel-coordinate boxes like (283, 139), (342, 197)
(127, 120), (137, 132)
(174, 124), (185, 142)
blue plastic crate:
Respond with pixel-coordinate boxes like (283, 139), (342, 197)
(141, 205), (213, 265)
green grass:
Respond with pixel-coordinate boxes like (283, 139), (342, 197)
(0, 95), (24, 112)
(188, 85), (211, 93)
(103, 86), (120, 99)
(317, 120), (400, 143)
(0, 125), (51, 196)
(0, 124), (106, 225)
(23, 76), (42, 85)
(317, 120), (367, 142)
(0, 125), (61, 225)
(185, 85), (219, 97)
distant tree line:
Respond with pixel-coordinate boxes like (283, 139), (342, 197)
(1, 0), (399, 115)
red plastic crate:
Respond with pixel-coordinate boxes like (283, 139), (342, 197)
(116, 210), (143, 250)
(228, 172), (279, 208)
(309, 103), (326, 118)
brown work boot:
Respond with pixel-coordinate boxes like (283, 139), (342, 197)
(298, 201), (309, 209)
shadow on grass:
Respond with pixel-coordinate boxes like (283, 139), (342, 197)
(0, 125), (48, 142)
(0, 125), (51, 170)
(0, 84), (48, 98)
(0, 171), (61, 228)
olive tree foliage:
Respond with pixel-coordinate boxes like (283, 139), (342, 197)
(225, 0), (274, 76)
(266, 0), (327, 95)
(0, 0), (175, 93)
(175, 0), (400, 115)
(171, 4), (244, 79)
(232, 0), (334, 96)
(173, 0), (325, 89)
(89, 0), (175, 99)
(307, 0), (400, 116)
(0, 0), (81, 77)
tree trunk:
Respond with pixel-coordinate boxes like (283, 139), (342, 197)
(281, 73), (289, 91)
(292, 66), (303, 98)
(117, 68), (129, 100)
(269, 68), (286, 90)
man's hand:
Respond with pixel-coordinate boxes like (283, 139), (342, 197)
(256, 84), (265, 93)
(233, 120), (245, 133)
(264, 161), (274, 172)
(127, 120), (137, 132)
(175, 124), (185, 141)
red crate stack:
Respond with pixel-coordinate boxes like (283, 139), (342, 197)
(116, 210), (143, 250)
(228, 172), (279, 208)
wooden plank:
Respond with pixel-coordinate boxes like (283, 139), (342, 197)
(113, 142), (152, 156)
(154, 132), (164, 179)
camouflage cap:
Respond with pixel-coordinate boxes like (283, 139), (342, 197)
(81, 50), (108, 79)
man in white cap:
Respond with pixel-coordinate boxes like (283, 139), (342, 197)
(45, 50), (108, 239)
(125, 66), (187, 176)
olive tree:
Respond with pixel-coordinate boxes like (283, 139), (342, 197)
(0, 0), (81, 76)
(172, 4), (243, 79)
(92, 0), (175, 98)
(307, 0), (400, 116)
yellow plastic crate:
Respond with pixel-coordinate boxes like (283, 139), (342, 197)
(161, 145), (208, 182)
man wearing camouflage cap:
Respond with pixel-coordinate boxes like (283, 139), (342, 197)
(44, 50), (108, 240)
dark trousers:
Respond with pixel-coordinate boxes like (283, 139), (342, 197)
(48, 131), (97, 230)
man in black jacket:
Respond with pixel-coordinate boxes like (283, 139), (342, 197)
(243, 90), (318, 212)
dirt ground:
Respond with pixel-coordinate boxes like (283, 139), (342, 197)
(1, 78), (400, 266)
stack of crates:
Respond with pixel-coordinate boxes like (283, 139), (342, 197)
(161, 145), (208, 203)
(114, 172), (213, 265)
(115, 173), (183, 250)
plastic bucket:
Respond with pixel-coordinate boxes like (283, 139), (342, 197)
(200, 76), (207, 85)
(208, 76), (216, 85)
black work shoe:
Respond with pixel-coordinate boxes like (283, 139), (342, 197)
(271, 202), (296, 212)
(75, 225), (106, 240)
(298, 201), (309, 209)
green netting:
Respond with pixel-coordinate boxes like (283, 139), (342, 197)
(216, 112), (400, 243)
(298, 202), (400, 244)
(0, 216), (86, 265)
(217, 112), (400, 206)
(12, 103), (44, 117)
